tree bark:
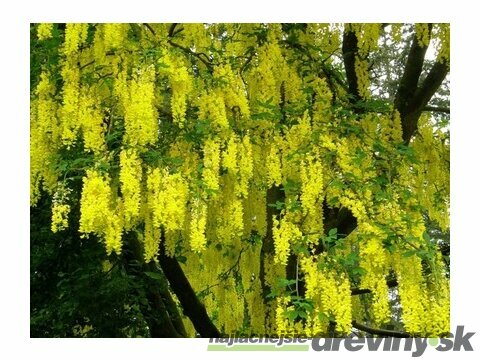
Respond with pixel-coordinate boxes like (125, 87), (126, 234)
(158, 235), (221, 338)
(394, 25), (449, 144)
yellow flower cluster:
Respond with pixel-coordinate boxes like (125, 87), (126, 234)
(31, 72), (60, 204)
(123, 65), (158, 147)
(170, 66), (192, 128)
(393, 254), (428, 334)
(352, 23), (381, 57)
(423, 253), (450, 335)
(30, 112), (50, 204)
(159, 54), (193, 128)
(392, 250), (449, 336)
(37, 23), (53, 40)
(222, 135), (238, 175)
(248, 44), (280, 108)
(202, 138), (221, 192)
(300, 154), (324, 235)
(104, 204), (124, 256)
(237, 135), (253, 198)
(275, 295), (292, 335)
(143, 212), (161, 262)
(312, 78), (333, 122)
(103, 23), (128, 51)
(339, 189), (368, 223)
(266, 143), (282, 186)
(60, 60), (81, 147)
(78, 86), (105, 154)
(182, 23), (210, 53)
(214, 63), (251, 120)
(415, 23), (430, 48)
(51, 204), (70, 233)
(63, 23), (89, 56)
(410, 115), (450, 231)
(272, 218), (302, 265)
(217, 278), (246, 335)
(50, 183), (72, 233)
(435, 23), (450, 64)
(300, 154), (323, 217)
(301, 256), (352, 335)
(190, 199), (207, 252)
(147, 168), (189, 232)
(198, 91), (229, 130)
(359, 237), (391, 325)
(390, 24), (403, 42)
(79, 169), (123, 255)
(119, 149), (142, 229)
(355, 56), (370, 98)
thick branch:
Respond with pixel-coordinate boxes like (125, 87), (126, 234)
(352, 320), (411, 338)
(400, 60), (449, 144)
(158, 234), (221, 338)
(393, 24), (449, 144)
(145, 262), (187, 337)
(145, 286), (183, 337)
(342, 28), (361, 103)
(124, 235), (183, 337)
(413, 61), (450, 110)
(394, 31), (430, 112)
(168, 23), (178, 37)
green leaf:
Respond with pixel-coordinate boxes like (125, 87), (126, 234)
(298, 310), (307, 319)
(286, 310), (298, 321)
(402, 249), (417, 258)
(352, 267), (367, 276)
(423, 232), (431, 242)
(318, 312), (330, 322)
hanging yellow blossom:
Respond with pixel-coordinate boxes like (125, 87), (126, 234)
(273, 218), (302, 265)
(147, 168), (189, 232)
(63, 23), (89, 56)
(222, 135), (238, 175)
(190, 199), (207, 252)
(37, 23), (54, 40)
(78, 86), (105, 154)
(202, 138), (221, 192)
(119, 149), (142, 229)
(237, 135), (253, 198)
(103, 23), (128, 50)
(124, 65), (158, 147)
(79, 169), (123, 255)
(51, 204), (70, 233)
(143, 211), (161, 262)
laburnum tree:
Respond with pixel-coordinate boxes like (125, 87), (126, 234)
(30, 23), (450, 338)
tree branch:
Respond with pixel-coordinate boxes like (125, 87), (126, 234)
(352, 320), (411, 338)
(342, 27), (361, 103)
(393, 24), (449, 144)
(394, 31), (430, 112)
(158, 233), (221, 338)
(143, 23), (156, 37)
(168, 23), (178, 38)
(399, 60), (449, 144)
(167, 40), (213, 72)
